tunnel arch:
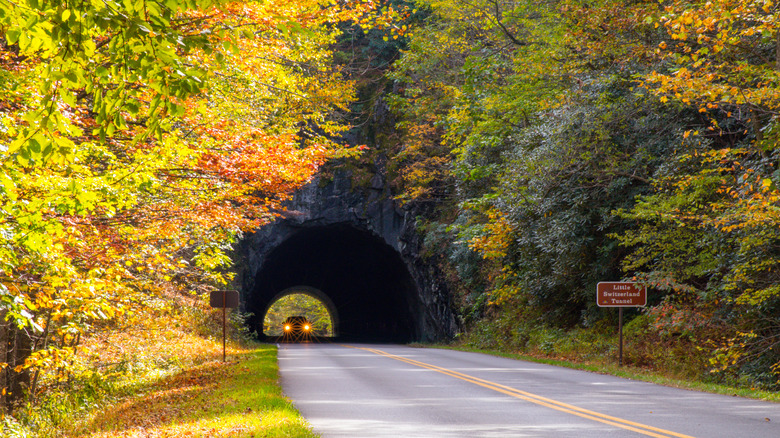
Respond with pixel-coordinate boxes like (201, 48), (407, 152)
(263, 286), (339, 336)
(246, 223), (424, 342)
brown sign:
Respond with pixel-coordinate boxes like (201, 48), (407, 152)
(209, 290), (239, 308)
(597, 282), (646, 307)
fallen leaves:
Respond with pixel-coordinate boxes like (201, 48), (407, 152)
(71, 345), (315, 438)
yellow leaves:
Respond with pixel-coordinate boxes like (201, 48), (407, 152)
(468, 209), (516, 260)
(645, 0), (780, 116)
(487, 281), (523, 306)
(18, 347), (79, 379)
(0, 0), (372, 402)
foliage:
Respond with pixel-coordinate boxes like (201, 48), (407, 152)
(644, 0), (780, 142)
(459, 302), (617, 363)
(0, 0), (383, 413)
(4, 295), (251, 437)
(71, 346), (315, 438)
(612, 0), (780, 387)
(472, 81), (687, 326)
(384, 0), (780, 388)
(387, 0), (570, 204)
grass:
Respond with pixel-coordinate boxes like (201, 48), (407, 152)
(65, 344), (317, 438)
(2, 306), (317, 438)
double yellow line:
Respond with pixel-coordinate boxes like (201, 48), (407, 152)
(352, 346), (695, 438)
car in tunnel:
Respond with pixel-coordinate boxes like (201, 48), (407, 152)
(282, 316), (312, 342)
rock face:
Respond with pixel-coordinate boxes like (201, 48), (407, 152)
(234, 170), (458, 342)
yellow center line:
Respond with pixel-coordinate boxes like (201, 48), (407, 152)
(348, 346), (695, 438)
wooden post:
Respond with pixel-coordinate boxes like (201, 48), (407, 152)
(597, 282), (645, 367)
(618, 307), (623, 367)
(222, 291), (226, 362)
(208, 290), (238, 363)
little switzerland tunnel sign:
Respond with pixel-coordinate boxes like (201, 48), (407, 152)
(597, 282), (646, 307)
(597, 282), (646, 367)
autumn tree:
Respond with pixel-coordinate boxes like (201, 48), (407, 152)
(542, 0), (780, 384)
(388, 0), (569, 204)
(389, 0), (780, 387)
(388, 0), (670, 327)
(610, 0), (780, 385)
(0, 0), (380, 411)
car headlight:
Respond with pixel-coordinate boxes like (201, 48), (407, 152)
(303, 324), (311, 331)
(284, 325), (291, 332)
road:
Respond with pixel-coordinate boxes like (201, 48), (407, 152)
(278, 343), (780, 438)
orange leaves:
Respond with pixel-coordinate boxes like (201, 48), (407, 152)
(177, 119), (336, 231)
(0, 0), (372, 407)
(169, 0), (367, 226)
(643, 0), (780, 121)
(392, 121), (453, 203)
(560, 0), (660, 64)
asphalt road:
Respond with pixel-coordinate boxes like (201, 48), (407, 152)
(278, 343), (780, 438)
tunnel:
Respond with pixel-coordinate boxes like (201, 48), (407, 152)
(245, 223), (424, 342)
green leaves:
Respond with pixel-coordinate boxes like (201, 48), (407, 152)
(0, 0), (373, 409)
(0, 284), (43, 332)
(386, 0), (780, 387)
(0, 0), (217, 148)
(5, 29), (20, 44)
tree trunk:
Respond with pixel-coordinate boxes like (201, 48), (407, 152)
(1, 313), (32, 413)
(776, 31), (780, 71)
(0, 311), (6, 413)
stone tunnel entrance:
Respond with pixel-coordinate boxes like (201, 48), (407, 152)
(245, 224), (424, 342)
(235, 171), (458, 342)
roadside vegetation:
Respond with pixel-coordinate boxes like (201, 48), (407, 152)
(452, 320), (780, 402)
(0, 0), (396, 431)
(351, 0), (780, 393)
(447, 341), (780, 403)
(70, 345), (315, 438)
(2, 302), (315, 437)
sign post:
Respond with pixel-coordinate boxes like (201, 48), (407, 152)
(209, 290), (239, 362)
(597, 282), (646, 366)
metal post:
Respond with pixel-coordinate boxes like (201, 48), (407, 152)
(618, 307), (623, 367)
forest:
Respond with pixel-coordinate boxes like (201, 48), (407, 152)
(354, 0), (780, 391)
(1, 0), (779, 433)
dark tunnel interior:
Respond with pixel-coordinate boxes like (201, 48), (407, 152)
(246, 224), (423, 342)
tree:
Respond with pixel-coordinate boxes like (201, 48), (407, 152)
(644, 0), (780, 146)
(0, 0), (377, 410)
(388, 0), (569, 204)
(590, 0), (780, 386)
